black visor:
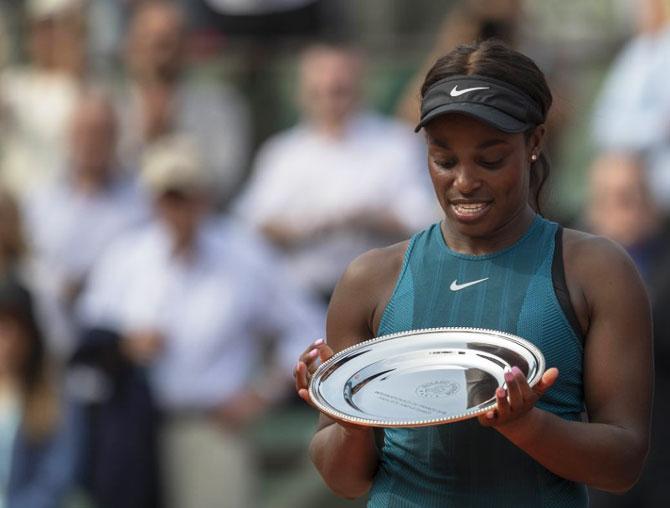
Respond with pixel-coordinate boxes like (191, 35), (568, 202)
(415, 75), (543, 133)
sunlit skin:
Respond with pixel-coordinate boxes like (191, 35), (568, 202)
(424, 113), (544, 255)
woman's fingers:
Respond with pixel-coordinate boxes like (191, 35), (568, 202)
(533, 367), (559, 396)
(479, 386), (507, 426)
(504, 368), (525, 411)
(294, 361), (308, 392)
(480, 365), (558, 428)
(299, 339), (323, 360)
(318, 343), (334, 363)
(298, 339), (332, 371)
(294, 339), (335, 403)
(495, 386), (509, 416)
(297, 388), (311, 404)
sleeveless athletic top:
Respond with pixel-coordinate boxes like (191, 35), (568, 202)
(368, 215), (588, 508)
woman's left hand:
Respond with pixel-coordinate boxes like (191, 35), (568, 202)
(478, 366), (559, 428)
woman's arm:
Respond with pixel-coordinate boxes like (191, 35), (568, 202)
(295, 243), (407, 498)
(481, 233), (653, 493)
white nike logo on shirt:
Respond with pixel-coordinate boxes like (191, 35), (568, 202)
(449, 278), (489, 291)
(450, 85), (490, 97)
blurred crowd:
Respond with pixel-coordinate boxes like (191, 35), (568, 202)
(0, 0), (668, 507)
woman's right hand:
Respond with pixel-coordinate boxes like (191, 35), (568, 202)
(294, 339), (372, 436)
(294, 338), (334, 405)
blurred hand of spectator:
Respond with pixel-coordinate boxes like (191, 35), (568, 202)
(213, 389), (269, 430)
(121, 330), (164, 365)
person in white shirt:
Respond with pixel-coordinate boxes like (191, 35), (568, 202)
(0, 0), (88, 199)
(235, 42), (438, 299)
(116, 0), (251, 205)
(78, 136), (325, 508)
(22, 88), (148, 357)
(591, 0), (670, 209)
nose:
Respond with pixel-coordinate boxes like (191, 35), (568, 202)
(453, 165), (482, 195)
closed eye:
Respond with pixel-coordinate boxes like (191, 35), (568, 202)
(478, 157), (505, 169)
(433, 158), (457, 169)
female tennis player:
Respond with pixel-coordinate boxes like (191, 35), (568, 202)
(294, 40), (652, 507)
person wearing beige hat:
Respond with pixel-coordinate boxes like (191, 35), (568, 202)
(139, 137), (214, 264)
(116, 0), (251, 205)
(78, 136), (325, 508)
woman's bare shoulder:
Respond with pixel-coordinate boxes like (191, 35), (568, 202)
(562, 227), (636, 273)
(561, 227), (647, 315)
(340, 240), (411, 290)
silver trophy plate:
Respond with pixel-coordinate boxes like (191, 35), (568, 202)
(308, 327), (545, 428)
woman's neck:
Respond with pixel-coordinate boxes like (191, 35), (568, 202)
(442, 205), (537, 255)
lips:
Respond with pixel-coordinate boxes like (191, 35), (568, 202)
(449, 199), (492, 222)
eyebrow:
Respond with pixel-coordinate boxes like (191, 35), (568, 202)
(428, 138), (510, 150)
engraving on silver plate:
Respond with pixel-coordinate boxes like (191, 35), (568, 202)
(415, 380), (460, 398)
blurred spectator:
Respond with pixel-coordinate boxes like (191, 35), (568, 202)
(395, 0), (523, 126)
(117, 0), (251, 205)
(583, 151), (670, 507)
(78, 136), (324, 508)
(0, 277), (83, 508)
(0, 187), (72, 363)
(235, 42), (437, 300)
(591, 0), (670, 209)
(0, 0), (87, 199)
(22, 87), (148, 357)
(584, 151), (663, 276)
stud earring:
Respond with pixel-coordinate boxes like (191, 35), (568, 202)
(531, 153), (538, 162)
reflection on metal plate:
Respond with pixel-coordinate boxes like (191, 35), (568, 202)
(308, 327), (545, 428)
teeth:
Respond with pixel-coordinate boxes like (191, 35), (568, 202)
(452, 202), (488, 215)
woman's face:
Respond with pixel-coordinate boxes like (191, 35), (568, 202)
(425, 113), (542, 251)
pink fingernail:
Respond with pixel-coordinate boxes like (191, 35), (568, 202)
(496, 387), (506, 398)
(309, 349), (318, 358)
(314, 339), (324, 345)
(511, 366), (522, 376)
(504, 371), (514, 382)
(486, 411), (495, 420)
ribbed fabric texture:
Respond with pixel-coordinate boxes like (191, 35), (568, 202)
(368, 216), (587, 507)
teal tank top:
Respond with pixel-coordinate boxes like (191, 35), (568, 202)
(368, 216), (587, 507)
